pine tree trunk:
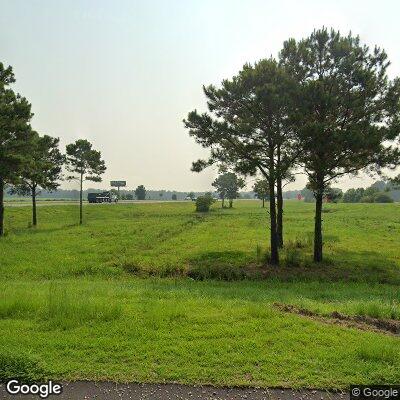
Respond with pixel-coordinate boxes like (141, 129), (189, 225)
(262, 198), (265, 208)
(267, 142), (279, 265)
(32, 186), (37, 226)
(276, 175), (283, 248)
(221, 197), (224, 208)
(229, 199), (233, 208)
(79, 173), (83, 225)
(314, 189), (323, 262)
(268, 178), (279, 265)
(0, 177), (4, 237)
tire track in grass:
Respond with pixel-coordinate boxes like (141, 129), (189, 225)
(273, 303), (400, 335)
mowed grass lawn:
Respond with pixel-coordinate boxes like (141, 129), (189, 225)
(0, 200), (399, 388)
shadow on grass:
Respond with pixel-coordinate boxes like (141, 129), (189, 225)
(265, 248), (400, 284)
(187, 251), (252, 281)
(118, 245), (400, 284)
(183, 242), (400, 284)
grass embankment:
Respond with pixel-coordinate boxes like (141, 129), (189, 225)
(0, 201), (399, 388)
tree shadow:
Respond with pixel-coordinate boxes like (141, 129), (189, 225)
(185, 245), (400, 285)
(187, 250), (252, 281)
(265, 248), (400, 285)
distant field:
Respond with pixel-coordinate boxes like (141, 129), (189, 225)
(0, 200), (399, 388)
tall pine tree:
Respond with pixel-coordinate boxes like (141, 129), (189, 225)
(184, 59), (298, 265)
(280, 28), (400, 262)
(0, 63), (33, 236)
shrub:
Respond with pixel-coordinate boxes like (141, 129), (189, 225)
(360, 195), (374, 203)
(373, 193), (394, 203)
(195, 195), (214, 212)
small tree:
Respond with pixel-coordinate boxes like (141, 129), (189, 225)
(187, 192), (196, 201)
(66, 139), (106, 225)
(10, 133), (64, 226)
(212, 172), (245, 208)
(0, 62), (33, 236)
(135, 185), (146, 200)
(172, 193), (177, 200)
(253, 179), (270, 208)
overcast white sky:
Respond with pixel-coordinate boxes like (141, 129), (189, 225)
(1, 0), (399, 192)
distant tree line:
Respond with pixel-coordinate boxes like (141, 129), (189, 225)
(6, 186), (260, 202)
(7, 180), (398, 203)
(184, 28), (400, 265)
(299, 186), (343, 203)
(342, 181), (397, 203)
(298, 181), (397, 203)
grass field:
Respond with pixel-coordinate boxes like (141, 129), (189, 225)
(0, 200), (399, 388)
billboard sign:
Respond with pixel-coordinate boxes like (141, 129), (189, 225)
(110, 181), (126, 187)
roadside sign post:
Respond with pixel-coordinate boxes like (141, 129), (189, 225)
(110, 181), (127, 199)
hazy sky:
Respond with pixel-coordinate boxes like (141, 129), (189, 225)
(1, 0), (399, 192)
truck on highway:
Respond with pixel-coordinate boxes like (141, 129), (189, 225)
(87, 192), (118, 203)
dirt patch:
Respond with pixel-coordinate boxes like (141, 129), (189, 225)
(329, 311), (400, 334)
(273, 303), (400, 335)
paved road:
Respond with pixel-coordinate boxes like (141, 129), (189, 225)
(0, 381), (346, 400)
(4, 200), (194, 207)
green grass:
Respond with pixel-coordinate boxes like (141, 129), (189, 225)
(0, 200), (399, 388)
(2, 201), (400, 282)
